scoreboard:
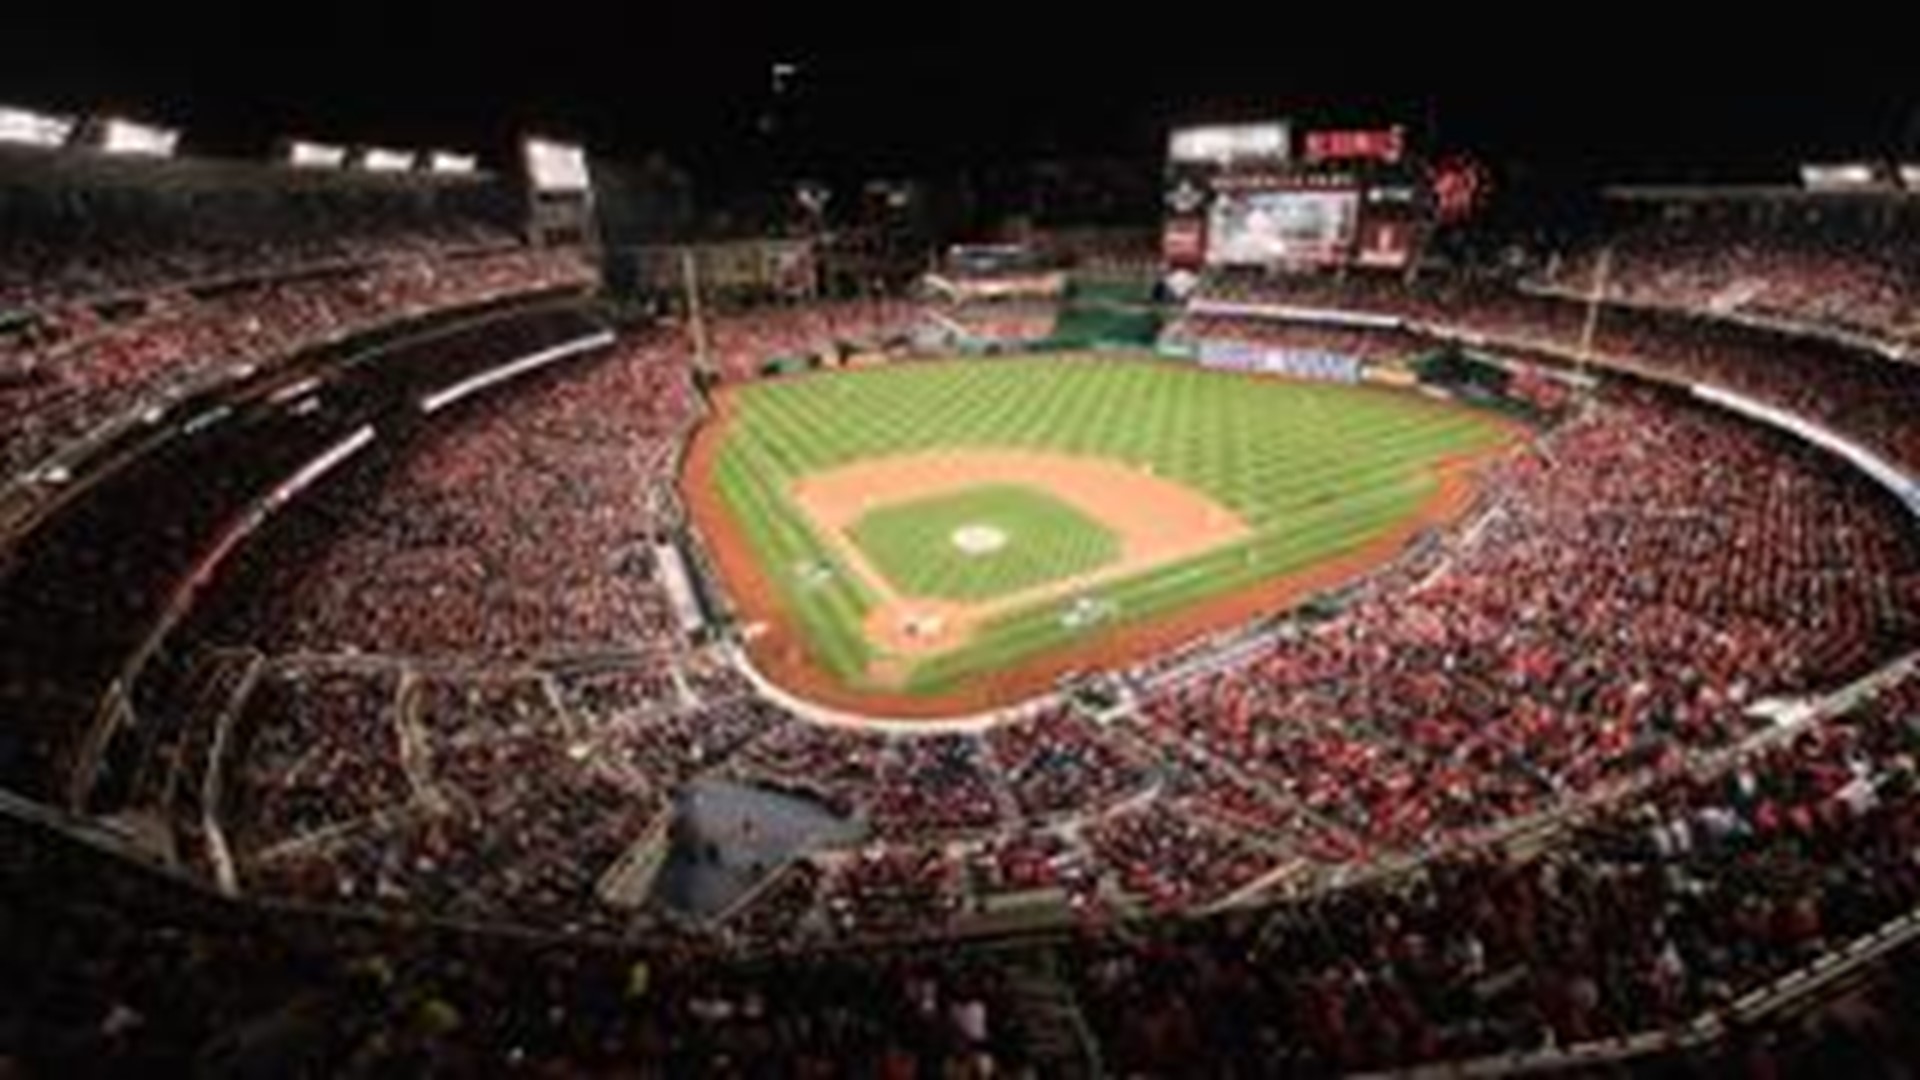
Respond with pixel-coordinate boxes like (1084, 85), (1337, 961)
(1165, 121), (1429, 273)
(1207, 189), (1359, 266)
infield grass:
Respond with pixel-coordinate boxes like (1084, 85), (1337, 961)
(848, 484), (1120, 602)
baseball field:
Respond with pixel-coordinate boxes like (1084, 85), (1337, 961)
(682, 354), (1517, 714)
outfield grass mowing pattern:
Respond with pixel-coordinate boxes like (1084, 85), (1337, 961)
(848, 484), (1121, 602)
(710, 355), (1508, 693)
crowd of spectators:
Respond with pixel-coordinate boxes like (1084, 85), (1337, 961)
(0, 809), (1046, 1075)
(1536, 212), (1920, 345)
(983, 707), (1153, 821)
(1139, 386), (1920, 856)
(12, 650), (1920, 1075)
(1082, 802), (1276, 912)
(208, 333), (691, 660)
(1162, 312), (1432, 363)
(820, 844), (966, 940)
(1067, 664), (1920, 1073)
(225, 667), (410, 856)
(1193, 270), (1920, 476)
(219, 655), (805, 934)
(10, 212), (1920, 1069)
(962, 827), (1093, 907)
(869, 735), (1009, 840)
(599, 692), (787, 794)
(157, 300), (1920, 965)
(927, 300), (1060, 345)
(0, 206), (515, 317)
(722, 717), (885, 818)
(1, 242), (593, 485)
(17, 665), (1920, 1079)
(232, 664), (657, 933)
(702, 299), (925, 381)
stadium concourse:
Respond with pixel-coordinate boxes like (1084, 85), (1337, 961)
(5, 187), (1920, 1074)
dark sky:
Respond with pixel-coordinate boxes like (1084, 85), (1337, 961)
(8, 9), (1915, 190)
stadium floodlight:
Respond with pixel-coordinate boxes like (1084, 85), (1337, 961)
(0, 105), (75, 148)
(97, 117), (179, 157)
(795, 180), (831, 214)
(1799, 162), (1885, 191)
(357, 147), (418, 173)
(523, 137), (591, 193)
(286, 140), (348, 169)
(863, 179), (911, 209)
(428, 151), (478, 175)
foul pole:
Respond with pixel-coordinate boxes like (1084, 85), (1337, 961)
(682, 247), (713, 379)
(1576, 245), (1613, 394)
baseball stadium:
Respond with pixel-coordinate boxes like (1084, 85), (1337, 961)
(4, 53), (1920, 1076)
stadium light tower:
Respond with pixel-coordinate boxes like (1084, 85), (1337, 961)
(95, 117), (180, 157)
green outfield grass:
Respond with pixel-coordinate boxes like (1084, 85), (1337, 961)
(708, 354), (1510, 695)
(848, 484), (1121, 602)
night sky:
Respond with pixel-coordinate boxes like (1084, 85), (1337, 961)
(8, 10), (1915, 192)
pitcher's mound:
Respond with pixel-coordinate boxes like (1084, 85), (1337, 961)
(950, 524), (1009, 556)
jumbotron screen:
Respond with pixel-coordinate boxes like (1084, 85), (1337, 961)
(1205, 190), (1359, 266)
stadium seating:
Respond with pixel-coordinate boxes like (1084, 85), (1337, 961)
(9, 195), (1920, 1076)
(700, 299), (925, 380)
(0, 243), (593, 488)
(1535, 212), (1920, 346)
(1194, 272), (1920, 476)
(138, 355), (1914, 962)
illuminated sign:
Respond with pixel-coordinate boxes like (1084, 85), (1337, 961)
(1304, 127), (1405, 164)
(1169, 122), (1291, 165)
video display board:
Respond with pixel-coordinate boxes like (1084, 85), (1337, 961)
(1205, 190), (1359, 266)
